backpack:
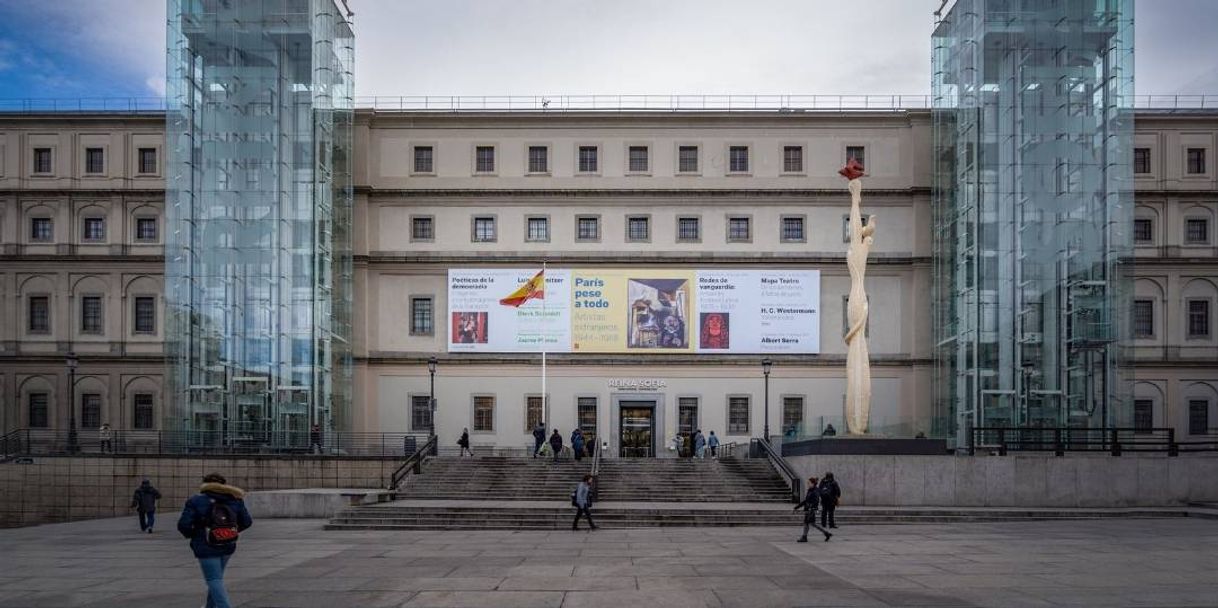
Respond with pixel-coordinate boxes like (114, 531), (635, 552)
(204, 499), (240, 547)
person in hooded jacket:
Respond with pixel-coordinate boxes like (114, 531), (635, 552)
(177, 472), (253, 608)
(532, 422), (547, 458)
(549, 429), (564, 462)
(793, 476), (832, 543)
(130, 478), (161, 533)
(818, 472), (842, 529)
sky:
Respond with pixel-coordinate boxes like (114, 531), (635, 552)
(0, 0), (1215, 100)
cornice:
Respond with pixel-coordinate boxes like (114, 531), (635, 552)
(357, 187), (932, 198)
(359, 253), (929, 266)
(359, 352), (933, 367)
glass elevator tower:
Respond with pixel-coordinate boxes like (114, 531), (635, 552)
(932, 0), (1134, 446)
(164, 0), (354, 448)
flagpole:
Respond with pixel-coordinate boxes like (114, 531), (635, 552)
(541, 260), (548, 430)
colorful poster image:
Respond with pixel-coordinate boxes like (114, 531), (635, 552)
(626, 278), (691, 349)
(570, 269), (697, 353)
(694, 270), (820, 353)
(698, 312), (730, 349)
(451, 312), (488, 344)
(447, 269), (571, 352)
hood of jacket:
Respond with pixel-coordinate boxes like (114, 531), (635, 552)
(199, 482), (246, 500)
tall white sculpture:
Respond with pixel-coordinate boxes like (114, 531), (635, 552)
(840, 159), (875, 435)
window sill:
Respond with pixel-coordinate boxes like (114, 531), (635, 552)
(780, 172), (807, 177)
(410, 172), (437, 177)
(726, 172), (752, 177)
(525, 172), (552, 177)
(781, 239), (808, 244)
(575, 238), (602, 244)
(625, 172), (652, 177)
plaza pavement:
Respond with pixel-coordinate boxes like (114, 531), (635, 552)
(1, 516), (1217, 607)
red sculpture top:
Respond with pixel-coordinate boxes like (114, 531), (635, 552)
(838, 158), (865, 180)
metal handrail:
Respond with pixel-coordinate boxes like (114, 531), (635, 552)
(589, 440), (603, 501)
(389, 434), (438, 490)
(967, 426), (1211, 456)
(751, 437), (802, 503)
(1, 429), (30, 462)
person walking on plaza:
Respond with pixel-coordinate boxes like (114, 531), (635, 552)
(707, 431), (720, 458)
(130, 478), (161, 533)
(532, 422), (546, 458)
(693, 429), (706, 459)
(794, 476), (832, 542)
(458, 428), (474, 457)
(819, 472), (841, 529)
(310, 423), (323, 454)
(98, 422), (113, 453)
(549, 429), (564, 462)
(571, 428), (586, 462)
(572, 474), (597, 531)
(177, 473), (253, 608)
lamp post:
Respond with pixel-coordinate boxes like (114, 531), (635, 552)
(427, 356), (438, 438)
(66, 352), (79, 453)
(762, 358), (772, 441)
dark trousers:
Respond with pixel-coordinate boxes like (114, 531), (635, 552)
(573, 446), (583, 461)
(138, 510), (155, 531)
(100, 440), (113, 453)
(534, 439), (544, 457)
(573, 505), (596, 529)
(801, 510), (828, 539)
(821, 505), (836, 528)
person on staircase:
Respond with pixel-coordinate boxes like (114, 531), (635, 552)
(458, 428), (474, 457)
(707, 431), (720, 458)
(532, 422), (546, 458)
(819, 472), (841, 529)
(794, 476), (832, 542)
(549, 429), (564, 463)
(572, 474), (597, 531)
(571, 428), (586, 462)
(693, 429), (706, 459)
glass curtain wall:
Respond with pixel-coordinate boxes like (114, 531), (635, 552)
(932, 0), (1134, 446)
(165, 0), (354, 449)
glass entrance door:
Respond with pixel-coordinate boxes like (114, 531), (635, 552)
(619, 401), (655, 457)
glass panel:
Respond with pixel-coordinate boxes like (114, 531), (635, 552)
(578, 146), (598, 172)
(577, 217), (598, 240)
(577, 397), (598, 446)
(474, 396), (495, 431)
(1189, 400), (1209, 435)
(412, 395), (432, 432)
(414, 146), (433, 173)
(782, 396), (804, 436)
(728, 397), (749, 433)
(678, 217), (699, 241)
(525, 396), (544, 431)
(628, 146), (648, 172)
(678, 146), (698, 172)
(412, 217), (433, 240)
(81, 394), (102, 429)
(783, 146), (803, 172)
(29, 393), (48, 428)
(528, 146), (548, 173)
(728, 146), (748, 172)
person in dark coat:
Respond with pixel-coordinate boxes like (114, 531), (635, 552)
(130, 478), (161, 533)
(177, 473), (253, 608)
(819, 472), (842, 529)
(549, 429), (563, 462)
(572, 474), (597, 530)
(793, 476), (832, 542)
(309, 424), (323, 454)
(571, 428), (586, 461)
(458, 428), (474, 457)
(532, 422), (546, 458)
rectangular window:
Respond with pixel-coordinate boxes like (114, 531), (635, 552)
(1187, 148), (1206, 175)
(86, 147), (105, 174)
(727, 217), (750, 242)
(473, 216), (496, 242)
(678, 397), (699, 441)
(728, 146), (749, 173)
(33, 148), (52, 174)
(1133, 399), (1153, 433)
(83, 217), (105, 241)
(474, 146), (495, 173)
(1133, 147), (1151, 174)
(411, 216), (434, 241)
(578, 146), (598, 173)
(677, 217), (700, 241)
(30, 217), (53, 242)
(1188, 300), (1210, 338)
(527, 146), (548, 173)
(138, 148), (157, 174)
(28, 393), (49, 428)
(412, 395), (433, 432)
(1186, 218), (1209, 244)
(28, 296), (49, 333)
(627, 216), (649, 242)
(782, 216), (805, 242)
(678, 146), (699, 173)
(1133, 299), (1153, 338)
(135, 217), (158, 241)
(783, 146), (804, 173)
(728, 397), (750, 434)
(81, 393), (102, 429)
(1189, 400), (1210, 435)
(842, 214), (871, 242)
(782, 396), (804, 435)
(81, 296), (103, 334)
(473, 396), (495, 431)
(525, 395), (545, 432)
(411, 297), (433, 335)
(846, 145), (866, 168)
(133, 296), (156, 334)
(526, 217), (549, 242)
(628, 146), (649, 172)
(413, 146), (434, 173)
(577, 397), (598, 444)
(1133, 218), (1153, 243)
(576, 216), (599, 241)
(133, 393), (154, 429)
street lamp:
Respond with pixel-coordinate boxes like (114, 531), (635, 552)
(66, 352), (79, 453)
(762, 358), (773, 441)
(427, 356), (438, 438)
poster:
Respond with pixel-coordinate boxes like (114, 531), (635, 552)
(447, 269), (571, 352)
(694, 270), (820, 353)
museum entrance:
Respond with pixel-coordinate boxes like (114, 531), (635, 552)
(619, 401), (656, 457)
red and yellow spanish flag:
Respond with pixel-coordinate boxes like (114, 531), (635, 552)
(499, 269), (545, 307)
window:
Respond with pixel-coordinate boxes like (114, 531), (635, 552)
(86, 147), (104, 174)
(578, 146), (598, 173)
(678, 146), (699, 173)
(678, 397), (699, 442)
(411, 216), (434, 241)
(1189, 400), (1210, 435)
(1133, 399), (1153, 433)
(33, 148), (52, 174)
(133, 296), (156, 334)
(727, 217), (751, 242)
(842, 214), (871, 242)
(846, 145), (866, 168)
(1133, 299), (1154, 338)
(527, 146), (548, 173)
(473, 396), (495, 431)
(1188, 299), (1210, 338)
(411, 395), (433, 432)
(1185, 218), (1209, 244)
(83, 217), (105, 241)
(782, 396), (804, 435)
(474, 146), (495, 173)
(413, 146), (434, 173)
(576, 216), (599, 241)
(30, 217), (53, 242)
(28, 296), (50, 333)
(526, 216), (549, 242)
(1133, 147), (1150, 174)
(138, 148), (157, 174)
(577, 397), (598, 443)
(1133, 218), (1153, 243)
(133, 393), (154, 429)
(473, 216), (496, 242)
(783, 146), (804, 173)
(782, 216), (806, 242)
(135, 217), (158, 241)
(410, 297), (433, 335)
(1187, 148), (1206, 175)
(81, 393), (102, 429)
(525, 395), (545, 432)
(627, 216), (649, 242)
(628, 146), (649, 172)
(677, 217), (700, 242)
(81, 296), (103, 334)
(728, 397), (750, 434)
(28, 393), (49, 428)
(728, 146), (749, 173)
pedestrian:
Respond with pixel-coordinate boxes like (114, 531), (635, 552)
(670, 433), (684, 457)
(176, 472), (253, 608)
(572, 473), (597, 531)
(819, 472), (841, 529)
(822, 424), (837, 437)
(793, 476), (832, 542)
(130, 478), (161, 533)
(532, 422), (546, 458)
(693, 429), (706, 459)
(571, 428), (586, 462)
(549, 429), (563, 462)
(458, 428), (474, 457)
(99, 422), (113, 453)
(707, 431), (720, 458)
(310, 424), (323, 454)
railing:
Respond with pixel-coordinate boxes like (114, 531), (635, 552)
(389, 434), (438, 490)
(750, 438), (802, 503)
(716, 441), (739, 459)
(0, 428), (430, 458)
(589, 440), (603, 501)
(1, 429), (30, 462)
(969, 427), (1218, 456)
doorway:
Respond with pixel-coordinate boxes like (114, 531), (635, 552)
(619, 401), (656, 457)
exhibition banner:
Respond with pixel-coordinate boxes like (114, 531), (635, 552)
(446, 268), (819, 354)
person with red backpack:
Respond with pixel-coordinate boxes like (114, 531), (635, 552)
(177, 472), (253, 608)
